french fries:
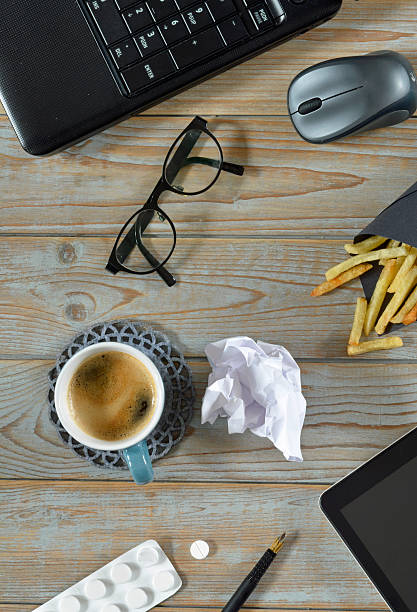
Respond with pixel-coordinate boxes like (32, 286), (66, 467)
(344, 235), (387, 255)
(387, 247), (417, 293)
(379, 240), (400, 265)
(347, 337), (403, 356)
(311, 234), (417, 356)
(349, 297), (367, 345)
(375, 267), (417, 335)
(363, 259), (397, 336)
(311, 264), (372, 296)
(390, 284), (417, 324)
(403, 303), (417, 326)
(325, 246), (408, 281)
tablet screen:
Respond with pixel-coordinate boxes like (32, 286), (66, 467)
(341, 454), (417, 611)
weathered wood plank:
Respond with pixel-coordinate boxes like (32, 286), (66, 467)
(0, 0), (415, 117)
(1, 609), (367, 612)
(2, 608), (356, 612)
(1, 115), (417, 236)
(0, 481), (389, 609)
(1, 359), (415, 481)
(1, 237), (417, 359)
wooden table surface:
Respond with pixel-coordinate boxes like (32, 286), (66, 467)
(1, 0), (417, 610)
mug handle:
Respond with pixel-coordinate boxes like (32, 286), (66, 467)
(123, 440), (153, 485)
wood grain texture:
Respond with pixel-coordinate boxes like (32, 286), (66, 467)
(1, 609), (361, 612)
(0, 359), (416, 482)
(1, 608), (348, 612)
(1, 236), (417, 359)
(0, 0), (415, 117)
(0, 481), (390, 609)
(0, 2), (416, 609)
(1, 115), (417, 236)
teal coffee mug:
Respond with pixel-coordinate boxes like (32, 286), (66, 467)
(55, 342), (165, 485)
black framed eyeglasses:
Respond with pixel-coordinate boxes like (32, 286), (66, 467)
(106, 116), (244, 287)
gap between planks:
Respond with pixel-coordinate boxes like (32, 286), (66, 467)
(0, 354), (416, 365)
(0, 355), (416, 365)
(0, 477), (333, 485)
(0, 606), (391, 612)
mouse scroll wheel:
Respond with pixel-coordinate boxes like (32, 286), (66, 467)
(297, 97), (322, 115)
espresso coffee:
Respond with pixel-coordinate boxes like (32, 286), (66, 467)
(68, 351), (157, 441)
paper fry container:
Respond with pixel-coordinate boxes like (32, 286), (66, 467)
(354, 181), (417, 333)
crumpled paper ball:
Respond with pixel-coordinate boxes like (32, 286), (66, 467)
(201, 337), (306, 461)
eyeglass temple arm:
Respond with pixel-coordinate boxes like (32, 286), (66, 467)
(221, 160), (244, 176)
(182, 156), (244, 176)
(137, 241), (176, 287)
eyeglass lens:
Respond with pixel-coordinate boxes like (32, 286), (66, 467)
(165, 128), (222, 194)
(115, 208), (175, 273)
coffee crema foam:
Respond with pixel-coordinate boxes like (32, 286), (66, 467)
(68, 351), (157, 442)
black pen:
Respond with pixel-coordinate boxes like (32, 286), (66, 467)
(221, 533), (286, 612)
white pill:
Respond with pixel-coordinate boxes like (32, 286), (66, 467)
(59, 595), (81, 612)
(102, 605), (121, 612)
(126, 587), (149, 608)
(190, 540), (210, 559)
(152, 570), (176, 591)
(111, 562), (132, 583)
(85, 578), (106, 599)
(137, 546), (159, 567)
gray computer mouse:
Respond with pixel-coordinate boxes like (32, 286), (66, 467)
(287, 50), (417, 144)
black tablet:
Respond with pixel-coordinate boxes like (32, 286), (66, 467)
(320, 426), (417, 612)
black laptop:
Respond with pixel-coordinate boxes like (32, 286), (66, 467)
(0, 0), (341, 155)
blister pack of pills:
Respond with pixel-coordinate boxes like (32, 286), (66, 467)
(33, 540), (182, 612)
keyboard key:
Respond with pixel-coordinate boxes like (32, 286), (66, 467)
(122, 4), (154, 33)
(171, 28), (224, 68)
(147, 0), (178, 19)
(110, 39), (141, 68)
(121, 51), (176, 92)
(182, 4), (213, 33)
(249, 3), (273, 28)
(134, 27), (165, 57)
(265, 0), (285, 18)
(218, 16), (249, 45)
(86, 0), (128, 45)
(115, 0), (136, 9)
(159, 16), (189, 45)
(206, 0), (235, 20)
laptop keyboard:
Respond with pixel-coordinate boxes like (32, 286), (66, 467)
(83, 0), (286, 95)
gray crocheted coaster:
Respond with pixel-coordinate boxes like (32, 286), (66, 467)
(48, 320), (195, 469)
